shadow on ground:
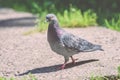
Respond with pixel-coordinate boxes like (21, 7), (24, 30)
(0, 17), (36, 27)
(19, 59), (99, 76)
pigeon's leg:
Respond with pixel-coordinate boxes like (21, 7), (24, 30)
(70, 56), (78, 64)
(60, 56), (69, 69)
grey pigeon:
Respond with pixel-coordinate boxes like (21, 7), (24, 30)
(46, 14), (104, 69)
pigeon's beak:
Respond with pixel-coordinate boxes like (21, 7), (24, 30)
(45, 17), (50, 22)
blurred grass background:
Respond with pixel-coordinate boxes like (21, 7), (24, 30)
(0, 0), (120, 31)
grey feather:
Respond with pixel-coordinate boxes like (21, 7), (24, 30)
(61, 32), (103, 52)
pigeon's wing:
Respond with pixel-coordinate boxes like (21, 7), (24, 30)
(61, 33), (101, 52)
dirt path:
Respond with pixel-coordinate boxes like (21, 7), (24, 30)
(0, 8), (120, 80)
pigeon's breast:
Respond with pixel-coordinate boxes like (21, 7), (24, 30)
(50, 41), (78, 57)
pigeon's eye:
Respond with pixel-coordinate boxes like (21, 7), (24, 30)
(46, 17), (49, 19)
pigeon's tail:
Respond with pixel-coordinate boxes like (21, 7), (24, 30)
(82, 45), (104, 52)
(99, 48), (104, 51)
(94, 45), (104, 51)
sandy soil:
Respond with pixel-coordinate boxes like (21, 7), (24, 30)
(0, 8), (120, 80)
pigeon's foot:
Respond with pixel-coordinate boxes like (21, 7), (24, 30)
(70, 56), (78, 64)
(61, 64), (66, 69)
(58, 63), (66, 70)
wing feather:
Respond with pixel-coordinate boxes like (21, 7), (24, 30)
(61, 33), (96, 52)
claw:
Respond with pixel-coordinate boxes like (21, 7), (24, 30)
(58, 56), (78, 70)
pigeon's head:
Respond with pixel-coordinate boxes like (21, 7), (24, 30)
(46, 14), (58, 23)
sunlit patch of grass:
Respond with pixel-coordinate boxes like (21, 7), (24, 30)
(36, 7), (97, 32)
(0, 77), (16, 80)
(118, 66), (120, 78)
(23, 28), (39, 35)
(58, 8), (97, 28)
(35, 12), (48, 32)
(104, 14), (120, 32)
(0, 73), (37, 80)
(36, 19), (48, 32)
(90, 66), (120, 80)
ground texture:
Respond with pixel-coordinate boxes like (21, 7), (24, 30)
(0, 8), (120, 80)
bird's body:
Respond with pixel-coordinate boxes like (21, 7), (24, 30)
(46, 14), (103, 69)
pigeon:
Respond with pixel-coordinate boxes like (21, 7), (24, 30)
(46, 14), (104, 69)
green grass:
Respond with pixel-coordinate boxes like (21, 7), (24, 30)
(0, 73), (37, 80)
(0, 66), (120, 80)
(35, 12), (48, 32)
(34, 12), (120, 32)
(0, 77), (16, 80)
(58, 8), (97, 28)
(104, 14), (120, 31)
(36, 8), (120, 32)
(36, 8), (97, 32)
(90, 66), (120, 80)
(1, 0), (120, 32)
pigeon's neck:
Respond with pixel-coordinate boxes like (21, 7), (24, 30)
(48, 20), (63, 42)
(49, 20), (61, 31)
(50, 20), (59, 27)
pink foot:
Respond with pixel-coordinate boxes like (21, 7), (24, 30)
(58, 64), (66, 70)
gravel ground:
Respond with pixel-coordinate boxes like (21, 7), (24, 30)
(0, 8), (120, 80)
(0, 27), (120, 80)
